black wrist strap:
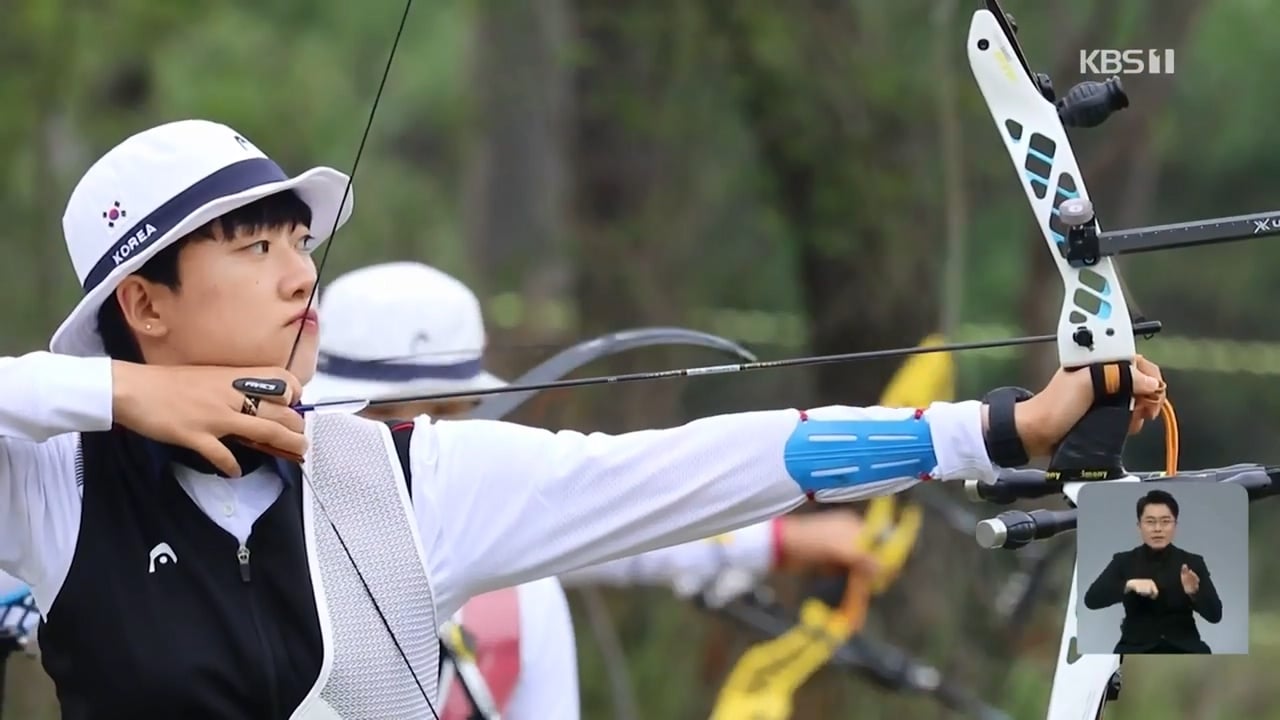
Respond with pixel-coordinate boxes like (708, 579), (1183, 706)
(983, 386), (1033, 468)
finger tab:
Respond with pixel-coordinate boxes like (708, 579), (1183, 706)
(233, 377), (288, 398)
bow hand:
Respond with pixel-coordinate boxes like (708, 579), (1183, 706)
(1006, 357), (1165, 463)
(774, 510), (881, 577)
(1042, 363), (1136, 481)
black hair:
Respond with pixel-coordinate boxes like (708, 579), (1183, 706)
(96, 190), (313, 362)
(1136, 489), (1179, 520)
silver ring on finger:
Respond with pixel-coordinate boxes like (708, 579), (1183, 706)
(240, 394), (261, 417)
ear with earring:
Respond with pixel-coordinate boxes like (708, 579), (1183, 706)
(145, 323), (152, 332)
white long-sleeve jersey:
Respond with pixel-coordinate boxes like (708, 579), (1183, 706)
(0, 352), (994, 627)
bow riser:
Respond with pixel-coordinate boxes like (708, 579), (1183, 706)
(968, 5), (1127, 718)
(967, 10), (1136, 369)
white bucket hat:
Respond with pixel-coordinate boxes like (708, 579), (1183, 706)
(51, 119), (353, 357)
(303, 262), (506, 404)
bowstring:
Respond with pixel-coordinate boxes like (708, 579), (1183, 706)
(277, 1), (441, 717)
(283, 1), (413, 372)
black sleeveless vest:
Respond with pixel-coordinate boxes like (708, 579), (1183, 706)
(38, 423), (416, 719)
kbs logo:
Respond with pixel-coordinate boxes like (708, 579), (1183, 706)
(1079, 49), (1175, 75)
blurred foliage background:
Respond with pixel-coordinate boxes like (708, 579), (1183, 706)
(5, 0), (1280, 717)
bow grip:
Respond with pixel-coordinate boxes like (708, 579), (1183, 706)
(1044, 361), (1133, 481)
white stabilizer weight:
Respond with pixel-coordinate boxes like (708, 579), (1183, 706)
(975, 518), (1007, 549)
(963, 479), (984, 502)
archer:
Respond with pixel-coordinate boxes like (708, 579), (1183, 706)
(0, 118), (1164, 718)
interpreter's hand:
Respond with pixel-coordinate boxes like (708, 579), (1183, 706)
(1180, 564), (1200, 596)
(776, 511), (881, 576)
(1125, 578), (1159, 598)
(1012, 354), (1165, 459)
(111, 362), (305, 477)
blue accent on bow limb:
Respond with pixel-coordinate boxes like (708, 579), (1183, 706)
(316, 352), (485, 381)
(1028, 148), (1053, 165)
(83, 158), (290, 293)
(783, 417), (937, 492)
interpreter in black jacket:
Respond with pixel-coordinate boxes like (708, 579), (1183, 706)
(1083, 489), (1223, 654)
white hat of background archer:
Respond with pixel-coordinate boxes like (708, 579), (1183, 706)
(303, 261), (507, 404)
(50, 118), (354, 357)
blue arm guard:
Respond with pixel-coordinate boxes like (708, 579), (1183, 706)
(783, 413), (937, 493)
